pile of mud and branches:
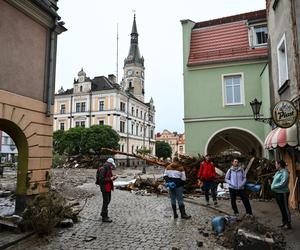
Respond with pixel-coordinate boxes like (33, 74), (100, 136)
(216, 217), (286, 249)
(19, 191), (83, 236)
(101, 148), (276, 199)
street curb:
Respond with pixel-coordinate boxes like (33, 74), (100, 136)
(0, 231), (35, 250)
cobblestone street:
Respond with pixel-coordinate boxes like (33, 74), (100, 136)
(6, 184), (223, 250)
(2, 167), (300, 250)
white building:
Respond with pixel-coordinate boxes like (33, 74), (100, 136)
(0, 131), (18, 163)
(54, 15), (155, 166)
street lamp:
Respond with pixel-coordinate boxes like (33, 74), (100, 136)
(249, 98), (275, 127)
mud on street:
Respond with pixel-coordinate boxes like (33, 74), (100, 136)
(1, 166), (300, 249)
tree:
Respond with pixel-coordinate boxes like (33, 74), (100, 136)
(81, 125), (120, 155)
(155, 141), (172, 160)
(53, 125), (120, 156)
(53, 130), (66, 155)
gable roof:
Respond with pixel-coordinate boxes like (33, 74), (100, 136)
(188, 9), (268, 66)
(56, 76), (116, 96)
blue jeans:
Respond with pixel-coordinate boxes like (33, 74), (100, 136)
(169, 186), (184, 206)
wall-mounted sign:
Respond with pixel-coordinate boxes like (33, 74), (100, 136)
(272, 100), (298, 128)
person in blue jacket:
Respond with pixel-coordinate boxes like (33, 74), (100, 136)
(225, 158), (252, 216)
(271, 160), (292, 229)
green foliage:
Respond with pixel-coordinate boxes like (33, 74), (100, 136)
(136, 146), (152, 155)
(53, 130), (67, 155)
(53, 125), (120, 156)
(52, 153), (67, 168)
(155, 141), (172, 160)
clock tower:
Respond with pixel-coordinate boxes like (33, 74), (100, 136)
(122, 14), (145, 102)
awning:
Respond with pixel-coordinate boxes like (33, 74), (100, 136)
(264, 124), (298, 149)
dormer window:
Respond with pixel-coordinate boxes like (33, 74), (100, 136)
(249, 24), (268, 47)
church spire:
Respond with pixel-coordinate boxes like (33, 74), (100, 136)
(124, 14), (144, 67)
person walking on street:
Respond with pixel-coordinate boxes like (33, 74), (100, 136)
(225, 158), (252, 216)
(96, 158), (117, 223)
(164, 157), (191, 219)
(198, 154), (217, 206)
(271, 160), (292, 229)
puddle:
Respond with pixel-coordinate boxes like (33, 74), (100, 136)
(0, 197), (15, 217)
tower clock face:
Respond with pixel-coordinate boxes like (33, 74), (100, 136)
(79, 76), (84, 82)
(128, 70), (132, 76)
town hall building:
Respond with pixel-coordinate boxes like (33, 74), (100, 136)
(54, 15), (156, 165)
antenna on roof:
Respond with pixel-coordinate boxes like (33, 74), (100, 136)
(116, 23), (119, 83)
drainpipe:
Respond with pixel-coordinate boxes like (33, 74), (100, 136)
(46, 19), (67, 116)
(70, 95), (73, 128)
(89, 92), (92, 126)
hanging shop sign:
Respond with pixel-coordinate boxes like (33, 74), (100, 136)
(272, 100), (298, 128)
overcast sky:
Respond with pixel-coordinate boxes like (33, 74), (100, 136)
(56, 0), (266, 133)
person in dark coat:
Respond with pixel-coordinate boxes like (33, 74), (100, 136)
(96, 158), (117, 222)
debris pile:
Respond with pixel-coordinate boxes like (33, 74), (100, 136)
(216, 217), (286, 249)
(19, 191), (82, 236)
(101, 148), (276, 199)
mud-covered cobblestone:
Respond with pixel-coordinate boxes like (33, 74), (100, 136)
(7, 182), (224, 250)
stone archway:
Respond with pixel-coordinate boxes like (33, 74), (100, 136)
(205, 127), (264, 157)
(1, 90), (54, 213)
(0, 118), (28, 212)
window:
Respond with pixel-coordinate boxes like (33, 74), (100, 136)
(99, 120), (104, 125)
(80, 86), (83, 92)
(136, 125), (139, 135)
(120, 121), (125, 133)
(223, 74), (243, 105)
(249, 24), (268, 47)
(60, 104), (66, 114)
(60, 122), (65, 131)
(179, 145), (183, 153)
(132, 145), (134, 153)
(131, 124), (134, 134)
(75, 121), (85, 127)
(136, 109), (138, 117)
(253, 26), (268, 46)
(277, 34), (288, 88)
(81, 102), (86, 112)
(99, 101), (104, 111)
(120, 102), (126, 112)
(150, 129), (154, 139)
(131, 107), (134, 115)
(76, 103), (80, 112)
(140, 111), (142, 118)
(75, 102), (86, 112)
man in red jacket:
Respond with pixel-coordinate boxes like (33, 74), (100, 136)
(198, 154), (217, 206)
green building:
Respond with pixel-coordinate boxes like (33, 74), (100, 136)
(181, 10), (271, 157)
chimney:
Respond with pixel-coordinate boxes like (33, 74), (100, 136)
(108, 74), (116, 84)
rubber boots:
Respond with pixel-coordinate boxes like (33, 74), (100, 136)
(101, 212), (112, 223)
(179, 205), (191, 219)
(172, 205), (178, 219)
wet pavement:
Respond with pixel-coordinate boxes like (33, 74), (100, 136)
(1, 167), (300, 249)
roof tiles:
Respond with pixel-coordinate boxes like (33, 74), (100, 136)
(188, 10), (268, 66)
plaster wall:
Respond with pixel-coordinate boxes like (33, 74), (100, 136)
(0, 1), (47, 102)
(267, 0), (298, 101)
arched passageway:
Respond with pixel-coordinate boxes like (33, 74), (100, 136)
(206, 128), (263, 157)
(0, 119), (28, 213)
